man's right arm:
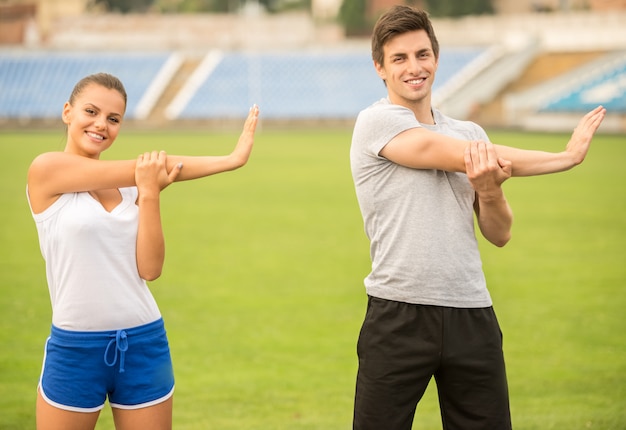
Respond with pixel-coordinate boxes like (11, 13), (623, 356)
(379, 126), (469, 172)
(380, 106), (606, 177)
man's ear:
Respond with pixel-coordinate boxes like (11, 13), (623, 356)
(374, 60), (386, 81)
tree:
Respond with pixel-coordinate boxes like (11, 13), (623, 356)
(338, 0), (368, 36)
(93, 0), (156, 13)
(425, 0), (494, 17)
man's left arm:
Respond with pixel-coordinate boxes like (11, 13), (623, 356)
(466, 141), (513, 247)
(495, 106), (606, 177)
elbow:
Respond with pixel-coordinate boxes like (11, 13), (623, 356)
(141, 271), (162, 282)
(491, 232), (512, 248)
(138, 266), (162, 282)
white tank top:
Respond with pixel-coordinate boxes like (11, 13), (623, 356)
(28, 186), (161, 331)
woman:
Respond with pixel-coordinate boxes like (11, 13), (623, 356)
(27, 72), (259, 430)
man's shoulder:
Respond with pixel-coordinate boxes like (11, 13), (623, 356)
(432, 108), (487, 138)
(357, 99), (415, 125)
(360, 98), (410, 114)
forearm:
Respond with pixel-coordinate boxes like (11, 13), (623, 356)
(136, 194), (165, 281)
(475, 189), (513, 247)
(166, 154), (242, 182)
(166, 105), (258, 181)
(493, 106), (605, 177)
(493, 144), (577, 177)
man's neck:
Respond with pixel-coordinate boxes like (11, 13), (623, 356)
(388, 96), (435, 125)
(414, 106), (435, 125)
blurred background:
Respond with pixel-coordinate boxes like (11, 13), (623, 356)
(1, 0), (625, 132)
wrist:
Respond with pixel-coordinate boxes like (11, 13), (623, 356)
(562, 149), (582, 168)
(477, 187), (506, 204)
(137, 192), (160, 203)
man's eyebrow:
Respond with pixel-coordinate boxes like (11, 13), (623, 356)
(388, 48), (432, 58)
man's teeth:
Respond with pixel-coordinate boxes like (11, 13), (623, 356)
(87, 132), (104, 140)
(408, 78), (424, 84)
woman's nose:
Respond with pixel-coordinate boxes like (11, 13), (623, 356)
(94, 115), (106, 129)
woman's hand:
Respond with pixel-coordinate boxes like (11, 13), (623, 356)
(135, 150), (183, 197)
(229, 104), (260, 169)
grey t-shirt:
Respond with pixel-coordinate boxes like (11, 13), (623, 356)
(350, 98), (492, 308)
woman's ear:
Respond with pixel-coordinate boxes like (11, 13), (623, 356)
(62, 102), (71, 125)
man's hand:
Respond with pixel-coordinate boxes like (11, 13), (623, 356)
(464, 140), (512, 196)
(465, 140), (513, 247)
(565, 105), (606, 166)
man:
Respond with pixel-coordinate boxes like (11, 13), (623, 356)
(349, 5), (605, 430)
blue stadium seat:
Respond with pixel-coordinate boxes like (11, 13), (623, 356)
(176, 48), (487, 120)
(0, 48), (487, 121)
(0, 51), (171, 119)
(541, 60), (626, 113)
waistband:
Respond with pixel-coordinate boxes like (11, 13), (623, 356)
(50, 318), (165, 374)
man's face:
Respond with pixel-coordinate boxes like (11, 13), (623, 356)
(374, 29), (439, 109)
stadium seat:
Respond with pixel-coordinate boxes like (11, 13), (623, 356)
(0, 51), (172, 120)
(541, 61), (626, 112)
(174, 48), (488, 120)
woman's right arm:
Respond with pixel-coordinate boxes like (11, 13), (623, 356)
(164, 104), (260, 181)
(27, 105), (260, 213)
(27, 153), (137, 213)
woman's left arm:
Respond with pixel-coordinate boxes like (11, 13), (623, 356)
(135, 151), (182, 281)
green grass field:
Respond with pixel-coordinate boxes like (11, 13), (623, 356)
(1, 127), (624, 429)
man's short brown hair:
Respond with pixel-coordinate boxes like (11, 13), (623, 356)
(371, 5), (440, 66)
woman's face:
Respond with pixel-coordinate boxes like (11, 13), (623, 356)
(62, 83), (126, 159)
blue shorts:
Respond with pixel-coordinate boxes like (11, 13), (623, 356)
(39, 318), (175, 412)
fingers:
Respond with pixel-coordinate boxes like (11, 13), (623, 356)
(168, 162), (183, 183)
(464, 144), (474, 172)
(137, 151), (167, 165)
(568, 106), (606, 164)
(465, 140), (497, 173)
(498, 157), (512, 169)
(579, 105), (606, 132)
(589, 106), (606, 129)
(135, 151), (175, 190)
(465, 141), (512, 187)
(498, 157), (513, 177)
(249, 104), (259, 118)
(244, 104), (260, 132)
(137, 151), (162, 164)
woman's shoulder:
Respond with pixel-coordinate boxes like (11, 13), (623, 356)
(28, 151), (64, 172)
